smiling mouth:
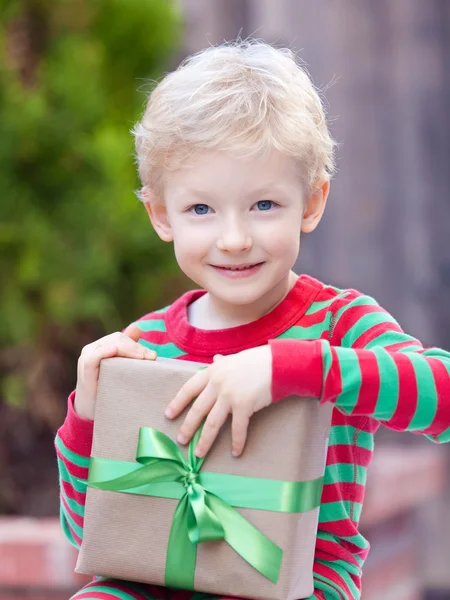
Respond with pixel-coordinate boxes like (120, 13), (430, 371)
(211, 262), (264, 271)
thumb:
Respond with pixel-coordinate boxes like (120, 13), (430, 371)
(123, 323), (142, 342)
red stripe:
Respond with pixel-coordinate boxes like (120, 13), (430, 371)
(297, 306), (332, 328)
(314, 561), (351, 599)
(319, 520), (360, 537)
(351, 351), (380, 416)
(332, 304), (389, 344)
(64, 518), (82, 547)
(315, 540), (361, 568)
(140, 330), (173, 345)
(77, 580), (150, 600)
(321, 346), (342, 404)
(177, 354), (211, 364)
(321, 482), (365, 505)
(330, 409), (377, 432)
(137, 312), (168, 322)
(56, 447), (89, 479)
(352, 321), (403, 349)
(383, 340), (421, 352)
(384, 352), (418, 430)
(327, 444), (372, 467)
(61, 494), (84, 528)
(421, 356), (450, 435)
(61, 479), (86, 504)
(62, 479), (86, 504)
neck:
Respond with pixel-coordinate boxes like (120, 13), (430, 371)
(188, 271), (298, 330)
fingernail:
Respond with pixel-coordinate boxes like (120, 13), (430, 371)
(165, 407), (174, 419)
(144, 349), (156, 359)
(195, 447), (203, 458)
(177, 434), (187, 445)
(232, 449), (239, 457)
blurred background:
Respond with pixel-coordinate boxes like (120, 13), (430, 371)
(0, 0), (449, 598)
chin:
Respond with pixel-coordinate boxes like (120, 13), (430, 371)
(215, 287), (269, 306)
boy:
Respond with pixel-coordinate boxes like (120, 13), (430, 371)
(56, 40), (450, 600)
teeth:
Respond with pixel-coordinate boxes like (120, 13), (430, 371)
(226, 265), (253, 270)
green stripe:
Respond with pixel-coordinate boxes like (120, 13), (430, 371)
(428, 427), (450, 444)
(328, 425), (373, 451)
(61, 502), (83, 538)
(408, 353), (438, 430)
(334, 347), (361, 414)
(138, 339), (186, 359)
(60, 484), (85, 517)
(124, 581), (162, 600)
(323, 341), (333, 381)
(314, 572), (350, 600)
(79, 584), (142, 600)
(93, 579), (159, 600)
(60, 505), (80, 549)
(57, 457), (88, 493)
(313, 578), (343, 600)
(277, 320), (330, 340)
(316, 560), (361, 598)
(319, 501), (362, 523)
(305, 296), (338, 315)
(324, 463), (367, 485)
(339, 533), (370, 547)
(334, 294), (378, 324)
(363, 330), (420, 350)
(55, 434), (90, 468)
(135, 319), (166, 332)
(341, 311), (398, 348)
(373, 349), (399, 421)
(155, 305), (170, 314)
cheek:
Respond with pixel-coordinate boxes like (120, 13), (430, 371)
(171, 222), (211, 264)
(262, 219), (301, 259)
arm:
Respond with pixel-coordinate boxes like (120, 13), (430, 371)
(54, 391), (94, 549)
(270, 291), (450, 443)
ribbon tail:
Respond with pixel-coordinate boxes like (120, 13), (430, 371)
(206, 494), (283, 584)
(187, 483), (225, 544)
(165, 495), (197, 590)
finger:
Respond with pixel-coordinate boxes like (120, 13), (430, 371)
(115, 336), (156, 360)
(231, 409), (250, 457)
(176, 384), (216, 445)
(194, 399), (230, 458)
(122, 324), (142, 342)
(84, 339), (153, 374)
(166, 368), (209, 419)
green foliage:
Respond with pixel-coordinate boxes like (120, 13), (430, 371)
(0, 0), (184, 355)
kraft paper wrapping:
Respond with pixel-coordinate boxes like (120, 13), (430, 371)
(76, 357), (332, 600)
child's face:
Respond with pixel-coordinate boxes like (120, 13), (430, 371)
(146, 149), (328, 314)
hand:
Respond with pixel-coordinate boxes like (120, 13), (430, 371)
(165, 345), (273, 458)
(74, 324), (156, 420)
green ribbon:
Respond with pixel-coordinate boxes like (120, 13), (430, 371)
(87, 427), (324, 590)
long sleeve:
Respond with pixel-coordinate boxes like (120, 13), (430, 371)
(54, 390), (94, 549)
(270, 291), (450, 443)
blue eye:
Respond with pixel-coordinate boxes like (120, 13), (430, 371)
(191, 204), (210, 215)
(256, 200), (274, 211)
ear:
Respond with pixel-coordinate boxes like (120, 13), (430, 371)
(301, 180), (330, 233)
(141, 188), (173, 242)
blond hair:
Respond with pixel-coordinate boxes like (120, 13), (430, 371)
(133, 39), (336, 196)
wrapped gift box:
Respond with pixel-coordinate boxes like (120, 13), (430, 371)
(76, 357), (332, 600)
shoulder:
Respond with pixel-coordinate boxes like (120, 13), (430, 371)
(306, 276), (400, 345)
(132, 305), (171, 332)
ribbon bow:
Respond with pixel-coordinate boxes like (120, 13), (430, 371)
(88, 426), (324, 589)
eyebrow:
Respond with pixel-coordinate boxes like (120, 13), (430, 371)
(181, 184), (290, 200)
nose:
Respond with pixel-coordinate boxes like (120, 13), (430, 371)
(216, 217), (253, 253)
